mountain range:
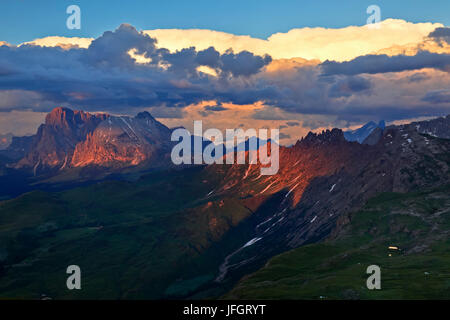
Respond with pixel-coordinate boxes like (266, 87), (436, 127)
(8, 107), (174, 175)
(0, 108), (449, 299)
(1, 107), (270, 181)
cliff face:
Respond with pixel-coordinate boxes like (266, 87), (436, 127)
(70, 112), (172, 168)
(15, 107), (108, 172)
(15, 108), (172, 174)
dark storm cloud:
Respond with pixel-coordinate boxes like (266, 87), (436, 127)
(1, 23), (449, 125)
(428, 27), (450, 41)
(321, 52), (450, 76)
(220, 50), (272, 77)
(334, 104), (450, 123)
(328, 76), (371, 98)
(204, 105), (227, 112)
(0, 24), (271, 113)
(164, 46), (271, 77)
(84, 23), (159, 68)
(198, 104), (228, 117)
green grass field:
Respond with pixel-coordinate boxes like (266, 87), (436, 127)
(0, 166), (258, 299)
(225, 185), (450, 299)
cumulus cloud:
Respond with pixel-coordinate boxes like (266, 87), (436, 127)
(2, 22), (450, 141)
(0, 24), (271, 113)
(144, 19), (441, 62)
(23, 36), (93, 49)
(24, 19), (442, 62)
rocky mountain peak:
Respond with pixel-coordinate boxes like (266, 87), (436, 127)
(45, 107), (75, 127)
(44, 107), (109, 130)
(135, 111), (155, 121)
(298, 128), (345, 146)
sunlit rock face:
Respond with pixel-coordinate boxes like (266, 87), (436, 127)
(71, 112), (172, 168)
(15, 107), (108, 172)
(207, 128), (363, 207)
(14, 107), (173, 174)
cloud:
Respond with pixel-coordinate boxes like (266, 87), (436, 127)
(251, 106), (293, 120)
(144, 19), (441, 62)
(279, 132), (291, 140)
(0, 110), (46, 136)
(2, 23), (450, 141)
(422, 89), (450, 104)
(0, 90), (46, 111)
(204, 104), (227, 112)
(146, 105), (185, 118)
(428, 27), (450, 40)
(321, 52), (450, 75)
(328, 76), (372, 98)
(164, 46), (271, 77)
(0, 24), (271, 114)
(198, 103), (229, 117)
(23, 36), (93, 49)
(407, 72), (431, 82)
(25, 19), (442, 62)
(220, 50), (272, 77)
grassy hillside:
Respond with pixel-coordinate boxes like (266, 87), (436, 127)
(226, 184), (450, 299)
(0, 166), (261, 299)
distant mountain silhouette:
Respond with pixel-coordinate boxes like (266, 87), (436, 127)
(343, 120), (385, 143)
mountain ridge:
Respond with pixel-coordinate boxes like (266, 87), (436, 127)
(9, 107), (174, 175)
(0, 112), (449, 299)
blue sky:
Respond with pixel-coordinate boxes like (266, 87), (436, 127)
(1, 0), (449, 44)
